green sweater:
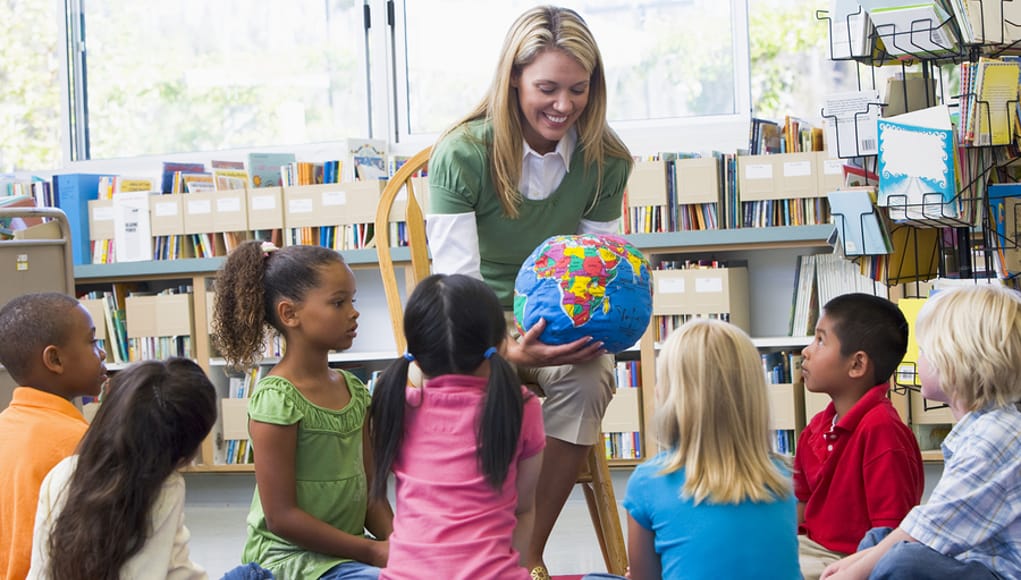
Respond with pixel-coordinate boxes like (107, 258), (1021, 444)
(429, 119), (631, 306)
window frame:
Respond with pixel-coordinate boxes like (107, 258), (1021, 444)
(57, 0), (752, 174)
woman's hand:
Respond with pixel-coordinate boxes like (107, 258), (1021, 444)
(504, 318), (606, 367)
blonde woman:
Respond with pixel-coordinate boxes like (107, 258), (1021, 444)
(610, 320), (800, 580)
(426, 6), (633, 577)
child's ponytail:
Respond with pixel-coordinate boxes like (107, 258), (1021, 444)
(369, 354), (412, 500)
(478, 350), (525, 489)
(213, 240), (272, 369)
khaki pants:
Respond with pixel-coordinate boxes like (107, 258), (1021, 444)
(798, 534), (848, 580)
(505, 312), (616, 446)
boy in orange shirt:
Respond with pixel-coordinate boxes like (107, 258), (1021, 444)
(795, 293), (924, 579)
(0, 293), (107, 580)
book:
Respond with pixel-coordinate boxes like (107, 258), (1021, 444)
(822, 90), (882, 158)
(53, 173), (107, 265)
(828, 0), (872, 59)
(247, 152), (296, 188)
(827, 189), (891, 256)
(346, 139), (388, 181)
(160, 162), (205, 194)
(986, 183), (1021, 277)
(877, 105), (957, 223)
(112, 191), (153, 263)
(970, 58), (1020, 146)
(867, 2), (956, 57)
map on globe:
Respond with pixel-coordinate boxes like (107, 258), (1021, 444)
(533, 236), (644, 326)
(514, 234), (652, 353)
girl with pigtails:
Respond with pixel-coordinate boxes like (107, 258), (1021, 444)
(370, 273), (545, 580)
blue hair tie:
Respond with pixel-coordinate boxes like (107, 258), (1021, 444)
(403, 352), (415, 362)
(484, 346), (497, 359)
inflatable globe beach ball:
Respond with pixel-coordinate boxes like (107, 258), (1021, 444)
(513, 234), (653, 354)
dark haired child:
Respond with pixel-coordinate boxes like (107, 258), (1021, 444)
(0, 292), (107, 579)
(370, 274), (545, 579)
(28, 358), (224, 579)
(213, 240), (392, 580)
(823, 285), (1021, 579)
(795, 293), (924, 579)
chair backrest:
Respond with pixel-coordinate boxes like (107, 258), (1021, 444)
(374, 146), (432, 353)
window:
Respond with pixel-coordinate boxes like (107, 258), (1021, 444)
(3, 0), (754, 168)
(1, 0), (62, 171)
(395, 0), (747, 140)
(68, 0), (369, 160)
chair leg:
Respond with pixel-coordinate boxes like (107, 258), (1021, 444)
(580, 446), (628, 575)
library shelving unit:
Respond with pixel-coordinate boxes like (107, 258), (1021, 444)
(73, 224), (836, 472)
(629, 224), (836, 459)
(73, 247), (411, 473)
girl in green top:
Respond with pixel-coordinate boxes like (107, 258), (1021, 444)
(426, 6), (633, 578)
(214, 240), (393, 580)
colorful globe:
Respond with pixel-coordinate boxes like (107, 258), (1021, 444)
(513, 234), (653, 354)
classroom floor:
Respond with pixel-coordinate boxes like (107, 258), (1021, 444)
(183, 469), (632, 578)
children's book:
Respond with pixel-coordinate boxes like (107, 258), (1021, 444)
(346, 139), (388, 181)
(867, 2), (956, 57)
(160, 162), (205, 194)
(971, 58), (1020, 146)
(827, 188), (891, 256)
(986, 183), (1021, 277)
(247, 153), (296, 188)
(877, 105), (957, 222)
(822, 90), (882, 158)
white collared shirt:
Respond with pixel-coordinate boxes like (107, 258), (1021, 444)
(427, 128), (620, 278)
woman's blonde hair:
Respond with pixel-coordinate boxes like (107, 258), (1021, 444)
(443, 5), (631, 218)
(916, 284), (1021, 412)
(655, 319), (791, 505)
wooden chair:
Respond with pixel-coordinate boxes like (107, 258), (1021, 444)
(374, 147), (629, 576)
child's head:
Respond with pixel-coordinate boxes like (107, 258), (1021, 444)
(0, 292), (106, 398)
(404, 273), (506, 376)
(371, 274), (524, 497)
(916, 285), (1021, 412)
(47, 357), (216, 580)
(801, 293), (908, 396)
(654, 319), (791, 505)
(213, 240), (356, 368)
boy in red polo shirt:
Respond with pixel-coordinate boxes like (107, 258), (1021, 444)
(0, 293), (107, 580)
(794, 293), (923, 580)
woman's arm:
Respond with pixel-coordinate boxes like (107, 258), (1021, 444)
(250, 420), (387, 567)
(362, 420), (394, 541)
(513, 451), (543, 563)
(626, 514), (661, 580)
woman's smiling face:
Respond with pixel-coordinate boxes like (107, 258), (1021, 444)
(512, 48), (590, 154)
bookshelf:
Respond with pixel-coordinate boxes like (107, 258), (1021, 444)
(72, 225), (836, 472)
(813, 1), (1021, 459)
(74, 250), (407, 473)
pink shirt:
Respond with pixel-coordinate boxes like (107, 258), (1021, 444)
(381, 375), (545, 580)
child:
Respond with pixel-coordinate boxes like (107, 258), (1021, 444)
(213, 240), (392, 580)
(369, 273), (545, 579)
(795, 293), (924, 579)
(0, 292), (107, 579)
(821, 285), (1021, 579)
(606, 319), (800, 580)
(28, 358), (219, 579)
